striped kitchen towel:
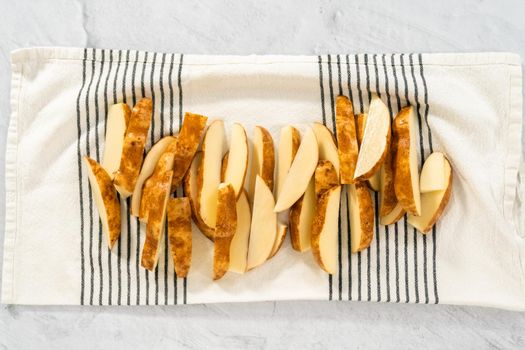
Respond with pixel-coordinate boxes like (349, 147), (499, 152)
(2, 47), (524, 310)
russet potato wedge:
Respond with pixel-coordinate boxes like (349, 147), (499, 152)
(131, 136), (175, 217)
(167, 197), (192, 278)
(379, 202), (405, 226)
(183, 152), (215, 240)
(223, 123), (249, 198)
(289, 178), (316, 252)
(269, 224), (288, 259)
(312, 122), (340, 175)
(213, 183), (237, 280)
(408, 156), (453, 233)
(170, 112), (208, 191)
(379, 145), (397, 217)
(311, 186), (341, 274)
(139, 138), (178, 222)
(84, 156), (121, 249)
(353, 95), (391, 181)
(102, 103), (131, 178)
(275, 125), (301, 198)
(420, 152), (448, 193)
(356, 113), (380, 191)
(248, 126), (275, 200)
(141, 170), (173, 271)
(335, 96), (358, 183)
(314, 160), (339, 198)
(247, 176), (277, 270)
(197, 120), (226, 229)
(114, 98), (153, 197)
(393, 106), (421, 216)
(348, 182), (374, 253)
(274, 126), (319, 212)
(229, 191), (251, 273)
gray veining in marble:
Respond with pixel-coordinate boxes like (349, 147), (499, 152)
(0, 0), (524, 349)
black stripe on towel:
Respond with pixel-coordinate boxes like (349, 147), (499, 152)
(372, 54), (382, 302)
(328, 55), (343, 301)
(390, 54), (401, 303)
(354, 54), (363, 302)
(363, 53), (372, 302)
(345, 54), (353, 301)
(114, 50), (123, 306)
(104, 50), (114, 305)
(417, 54), (439, 304)
(76, 48), (88, 305)
(317, 55), (332, 301)
(93, 49), (105, 305)
(381, 54), (392, 303)
(85, 48), (96, 306)
(168, 54), (176, 135)
(409, 53), (428, 304)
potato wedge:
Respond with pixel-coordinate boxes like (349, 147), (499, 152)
(335, 96), (358, 183)
(408, 156), (453, 233)
(269, 224), (288, 259)
(248, 126), (275, 200)
(229, 191), (251, 273)
(420, 152), (448, 193)
(393, 106), (421, 216)
(170, 112), (208, 191)
(275, 126), (301, 198)
(223, 123), (249, 198)
(102, 103), (131, 178)
(311, 186), (341, 274)
(167, 197), (192, 278)
(379, 147), (397, 217)
(356, 113), (380, 191)
(131, 136), (175, 217)
(312, 122), (340, 175)
(314, 160), (339, 198)
(114, 98), (153, 197)
(348, 182), (374, 253)
(197, 120), (226, 229)
(139, 138), (178, 222)
(353, 95), (391, 181)
(289, 178), (316, 252)
(247, 176), (277, 270)
(380, 202), (406, 226)
(84, 156), (121, 249)
(274, 126), (319, 212)
(213, 183), (237, 280)
(183, 152), (215, 240)
(141, 170), (173, 271)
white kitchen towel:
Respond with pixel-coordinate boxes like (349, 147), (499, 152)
(2, 47), (524, 310)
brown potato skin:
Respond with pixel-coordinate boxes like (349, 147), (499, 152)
(213, 184), (237, 280)
(353, 182), (375, 253)
(420, 167), (453, 234)
(167, 197), (192, 278)
(336, 96), (358, 184)
(257, 126), (275, 191)
(289, 195), (305, 251)
(183, 152), (215, 241)
(311, 186), (340, 273)
(141, 170), (173, 271)
(380, 139), (398, 217)
(314, 160), (339, 197)
(290, 126), (301, 160)
(85, 156), (121, 248)
(114, 98), (153, 195)
(393, 106), (419, 215)
(356, 113), (366, 147)
(220, 152), (229, 182)
(170, 112), (208, 192)
(140, 138), (178, 221)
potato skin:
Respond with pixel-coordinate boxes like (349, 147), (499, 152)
(336, 95), (358, 184)
(393, 106), (419, 215)
(311, 186), (340, 273)
(84, 156), (121, 249)
(419, 168), (453, 234)
(171, 112), (208, 191)
(167, 198), (192, 278)
(257, 126), (275, 191)
(114, 98), (153, 196)
(213, 184), (237, 280)
(314, 160), (339, 197)
(353, 182), (375, 253)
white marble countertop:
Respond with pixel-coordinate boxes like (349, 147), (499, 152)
(1, 0), (524, 348)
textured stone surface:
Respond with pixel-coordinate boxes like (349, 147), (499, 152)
(1, 0), (524, 348)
